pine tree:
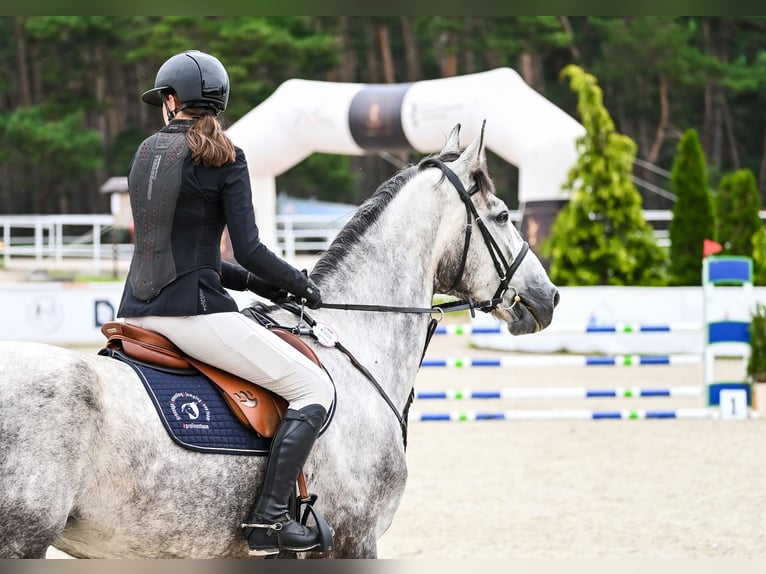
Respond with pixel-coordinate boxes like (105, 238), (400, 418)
(716, 169), (762, 256)
(752, 227), (766, 285)
(668, 129), (714, 285)
(542, 65), (666, 285)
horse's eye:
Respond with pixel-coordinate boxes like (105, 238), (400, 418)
(495, 211), (509, 224)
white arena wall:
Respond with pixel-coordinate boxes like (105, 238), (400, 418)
(0, 281), (763, 354)
(472, 285), (759, 355)
(0, 282), (260, 347)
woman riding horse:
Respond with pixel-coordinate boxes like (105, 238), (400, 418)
(118, 49), (332, 556)
(0, 115), (559, 558)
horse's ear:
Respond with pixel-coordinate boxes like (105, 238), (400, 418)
(477, 119), (487, 169)
(454, 120), (487, 171)
(440, 123), (461, 156)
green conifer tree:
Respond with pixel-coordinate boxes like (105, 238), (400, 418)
(668, 129), (714, 285)
(542, 65), (666, 285)
(751, 227), (766, 285)
(716, 169), (762, 256)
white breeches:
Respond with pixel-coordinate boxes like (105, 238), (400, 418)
(127, 313), (333, 411)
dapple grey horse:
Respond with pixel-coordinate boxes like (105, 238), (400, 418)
(0, 123), (559, 558)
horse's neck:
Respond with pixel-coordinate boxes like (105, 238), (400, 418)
(315, 189), (447, 404)
(321, 189), (445, 313)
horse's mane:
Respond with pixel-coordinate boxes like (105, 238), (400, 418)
(312, 151), (494, 282)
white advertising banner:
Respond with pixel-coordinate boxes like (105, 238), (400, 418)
(2, 282), (763, 353)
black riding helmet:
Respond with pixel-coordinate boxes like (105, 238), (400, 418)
(141, 50), (229, 115)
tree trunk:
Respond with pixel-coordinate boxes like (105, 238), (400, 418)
(646, 74), (669, 164)
(532, 50), (546, 92)
(461, 17), (480, 75)
(442, 51), (458, 77)
(702, 77), (714, 161)
(711, 18), (732, 170)
(711, 86), (724, 169)
(364, 21), (380, 83)
(635, 85), (652, 159)
(30, 43), (43, 104)
(484, 49), (501, 70)
(700, 17), (727, 169)
(720, 95), (741, 169)
(106, 61), (125, 141)
(375, 21), (395, 83)
(343, 17), (359, 82)
(558, 16), (581, 63)
(94, 46), (108, 143)
(759, 125), (766, 202)
(519, 48), (545, 94)
(13, 16), (31, 108)
(324, 17), (352, 82)
(519, 52), (534, 87)
(717, 19), (740, 171)
(433, 26), (458, 77)
(400, 16), (422, 81)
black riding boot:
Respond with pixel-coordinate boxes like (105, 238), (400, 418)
(243, 404), (327, 556)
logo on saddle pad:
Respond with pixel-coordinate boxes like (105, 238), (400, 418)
(169, 391), (211, 430)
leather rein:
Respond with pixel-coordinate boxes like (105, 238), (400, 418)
(318, 159), (530, 318)
(276, 161), (530, 448)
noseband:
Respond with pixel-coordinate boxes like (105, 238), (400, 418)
(419, 158), (530, 313)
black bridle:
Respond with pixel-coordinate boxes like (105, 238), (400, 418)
(420, 158), (529, 310)
(281, 159), (531, 446)
(319, 159), (530, 317)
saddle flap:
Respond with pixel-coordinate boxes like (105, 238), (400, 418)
(100, 321), (289, 437)
(101, 321), (190, 371)
(188, 358), (287, 438)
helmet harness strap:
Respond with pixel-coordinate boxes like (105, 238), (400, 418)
(163, 98), (177, 122)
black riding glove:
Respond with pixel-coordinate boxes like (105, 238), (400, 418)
(246, 272), (289, 303)
(298, 271), (322, 309)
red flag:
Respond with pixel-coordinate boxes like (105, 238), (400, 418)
(703, 238), (723, 258)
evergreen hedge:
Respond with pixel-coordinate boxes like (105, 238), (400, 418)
(716, 169), (762, 256)
(543, 65), (666, 286)
(668, 129), (714, 286)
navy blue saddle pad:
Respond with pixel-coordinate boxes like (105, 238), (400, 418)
(101, 349), (271, 456)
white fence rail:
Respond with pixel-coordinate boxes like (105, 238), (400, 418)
(275, 209), (678, 258)
(275, 212), (353, 261)
(0, 215), (121, 273)
(2, 210), (764, 273)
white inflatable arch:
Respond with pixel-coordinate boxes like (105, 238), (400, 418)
(226, 67), (584, 250)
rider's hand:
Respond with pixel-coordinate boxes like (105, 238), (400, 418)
(298, 272), (322, 309)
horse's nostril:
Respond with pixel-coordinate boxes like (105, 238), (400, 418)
(553, 290), (560, 308)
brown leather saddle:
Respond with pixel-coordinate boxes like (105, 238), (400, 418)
(100, 320), (321, 439)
